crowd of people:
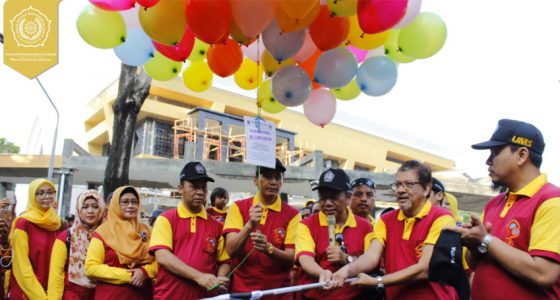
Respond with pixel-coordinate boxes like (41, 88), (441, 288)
(0, 118), (558, 300)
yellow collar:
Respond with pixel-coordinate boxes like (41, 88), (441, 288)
(252, 193), (282, 212)
(511, 173), (547, 198)
(318, 209), (357, 229)
(368, 215), (375, 223)
(212, 206), (228, 214)
(398, 200), (431, 221)
(178, 202), (208, 219)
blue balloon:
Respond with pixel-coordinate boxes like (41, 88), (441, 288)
(272, 65), (312, 107)
(356, 56), (398, 96)
(114, 28), (155, 66)
(315, 47), (358, 89)
(262, 19), (305, 62)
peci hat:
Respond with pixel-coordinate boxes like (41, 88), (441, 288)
(180, 161), (215, 182)
(471, 119), (545, 154)
(428, 230), (470, 300)
(312, 168), (351, 192)
(431, 177), (445, 193)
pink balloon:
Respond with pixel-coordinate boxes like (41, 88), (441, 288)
(90, 0), (135, 11)
(304, 89), (336, 127)
(394, 0), (422, 29)
(293, 32), (318, 63)
(357, 0), (407, 34)
(231, 0), (277, 39)
(153, 27), (195, 62)
(242, 39), (265, 63)
(120, 5), (141, 29)
(347, 45), (368, 63)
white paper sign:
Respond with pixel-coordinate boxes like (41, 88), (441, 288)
(244, 116), (276, 168)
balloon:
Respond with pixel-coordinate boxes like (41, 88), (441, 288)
(234, 59), (264, 90)
(143, 51), (183, 81)
(279, 0), (320, 25)
(185, 0), (231, 45)
(188, 39), (209, 61)
(257, 79), (286, 113)
(398, 12), (447, 59)
(231, 0), (277, 40)
(262, 20), (306, 62)
(293, 32), (318, 63)
(303, 89), (336, 127)
(90, 0), (134, 11)
(346, 16), (390, 50)
(347, 45), (368, 62)
(137, 0), (160, 8)
(326, 0), (358, 17)
(331, 78), (361, 100)
(309, 6), (350, 51)
(120, 5), (141, 28)
(394, 0), (422, 29)
(77, 5), (126, 49)
(384, 30), (415, 63)
(357, 0), (407, 34)
(356, 56), (398, 96)
(314, 47), (357, 88)
(153, 27), (195, 62)
(277, 0), (321, 32)
(299, 50), (323, 89)
(183, 61), (213, 92)
(207, 39), (243, 77)
(139, 0), (186, 45)
(114, 28), (155, 66)
(262, 51), (296, 77)
(272, 65), (312, 107)
(230, 21), (256, 46)
(242, 39), (265, 63)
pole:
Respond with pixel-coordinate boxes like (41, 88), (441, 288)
(35, 77), (59, 182)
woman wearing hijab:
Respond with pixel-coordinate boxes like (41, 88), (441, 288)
(85, 186), (156, 299)
(47, 190), (105, 300)
(8, 178), (62, 299)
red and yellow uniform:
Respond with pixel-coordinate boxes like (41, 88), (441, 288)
(223, 195), (300, 294)
(295, 210), (374, 299)
(473, 174), (560, 299)
(149, 202), (229, 299)
(206, 206), (228, 223)
(376, 201), (457, 299)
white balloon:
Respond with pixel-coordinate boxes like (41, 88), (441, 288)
(394, 0), (422, 29)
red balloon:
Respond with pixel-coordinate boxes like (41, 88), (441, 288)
(207, 39), (243, 77)
(137, 0), (160, 8)
(153, 27), (195, 62)
(185, 0), (231, 45)
(309, 5), (350, 51)
(357, 0), (407, 34)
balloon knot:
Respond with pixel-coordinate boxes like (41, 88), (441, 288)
(121, 36), (126, 43)
(285, 91), (292, 98)
(320, 124), (325, 128)
(172, 68), (178, 73)
(345, 41), (350, 46)
(360, 32), (365, 38)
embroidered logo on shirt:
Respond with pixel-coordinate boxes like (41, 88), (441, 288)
(324, 171), (335, 182)
(505, 219), (521, 246)
(205, 236), (217, 253)
(272, 227), (286, 245)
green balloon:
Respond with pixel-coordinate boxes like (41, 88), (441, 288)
(257, 80), (285, 114)
(384, 30), (415, 64)
(188, 39), (210, 62)
(398, 12), (447, 59)
(144, 51), (183, 81)
(331, 79), (360, 101)
(76, 5), (126, 49)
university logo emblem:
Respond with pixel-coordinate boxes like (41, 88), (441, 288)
(272, 227), (286, 245)
(205, 236), (217, 253)
(10, 6), (51, 48)
(324, 171), (335, 182)
(195, 164), (205, 174)
(505, 219), (521, 246)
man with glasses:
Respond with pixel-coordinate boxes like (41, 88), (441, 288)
(295, 168), (374, 299)
(149, 161), (231, 299)
(350, 178), (377, 227)
(331, 160), (458, 299)
(223, 158), (300, 299)
(448, 119), (560, 300)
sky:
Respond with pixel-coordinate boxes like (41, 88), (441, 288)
(1, 0), (560, 212)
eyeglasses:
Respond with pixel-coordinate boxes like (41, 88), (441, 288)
(390, 181), (422, 191)
(35, 191), (56, 198)
(351, 178), (375, 189)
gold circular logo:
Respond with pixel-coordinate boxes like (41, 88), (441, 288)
(10, 6), (51, 47)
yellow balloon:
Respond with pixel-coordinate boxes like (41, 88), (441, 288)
(139, 0), (186, 46)
(182, 61), (213, 92)
(77, 5), (126, 49)
(262, 51), (296, 77)
(257, 80), (286, 114)
(330, 78), (360, 100)
(347, 16), (390, 50)
(277, 0), (321, 32)
(144, 51), (183, 81)
(234, 59), (264, 90)
(384, 30), (415, 63)
(188, 39), (210, 62)
(278, 0), (320, 25)
(326, 0), (358, 17)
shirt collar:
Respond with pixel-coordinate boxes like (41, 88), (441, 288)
(511, 173), (547, 198)
(398, 200), (431, 221)
(212, 206), (228, 214)
(178, 202), (208, 219)
(252, 193), (282, 212)
(318, 209), (357, 229)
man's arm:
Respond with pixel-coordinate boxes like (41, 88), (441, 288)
(225, 203), (262, 258)
(299, 255), (333, 283)
(330, 239), (383, 287)
(155, 249), (221, 289)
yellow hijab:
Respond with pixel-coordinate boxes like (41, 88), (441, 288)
(10, 178), (61, 241)
(444, 192), (462, 222)
(95, 186), (153, 268)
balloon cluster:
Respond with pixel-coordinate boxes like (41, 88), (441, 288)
(77, 0), (447, 127)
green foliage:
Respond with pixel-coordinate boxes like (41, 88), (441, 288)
(0, 138), (20, 154)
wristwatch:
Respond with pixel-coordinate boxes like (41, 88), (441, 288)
(477, 233), (494, 254)
(346, 254), (354, 264)
(376, 275), (384, 290)
(267, 243), (274, 255)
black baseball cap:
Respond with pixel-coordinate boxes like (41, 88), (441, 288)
(313, 168), (351, 192)
(428, 230), (470, 300)
(431, 177), (445, 193)
(472, 119), (545, 155)
(256, 158), (287, 175)
(180, 161), (215, 182)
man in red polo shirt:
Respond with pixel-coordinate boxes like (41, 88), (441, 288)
(150, 161), (231, 299)
(223, 159), (300, 299)
(296, 168), (374, 299)
(331, 160), (457, 299)
(449, 119), (560, 299)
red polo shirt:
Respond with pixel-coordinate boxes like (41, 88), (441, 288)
(206, 206), (228, 223)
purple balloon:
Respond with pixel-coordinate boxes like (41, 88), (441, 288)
(262, 19), (305, 62)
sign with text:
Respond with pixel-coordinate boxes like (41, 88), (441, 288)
(244, 116), (276, 169)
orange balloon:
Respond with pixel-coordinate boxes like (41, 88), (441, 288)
(277, 0), (321, 32)
(279, 0), (320, 24)
(207, 39), (243, 77)
(139, 0), (186, 45)
(299, 50), (323, 89)
(309, 5), (350, 51)
(231, 0), (277, 39)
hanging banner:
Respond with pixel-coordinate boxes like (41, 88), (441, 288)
(3, 0), (61, 79)
(244, 116), (276, 169)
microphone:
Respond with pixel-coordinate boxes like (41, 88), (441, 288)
(327, 215), (336, 247)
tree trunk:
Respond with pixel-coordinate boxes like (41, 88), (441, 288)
(103, 64), (152, 201)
